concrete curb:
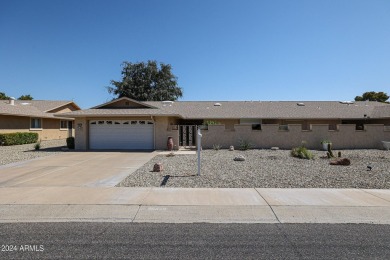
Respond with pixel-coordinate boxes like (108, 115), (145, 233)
(0, 187), (389, 223)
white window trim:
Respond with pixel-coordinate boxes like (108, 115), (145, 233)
(30, 118), (43, 131)
(60, 120), (69, 131)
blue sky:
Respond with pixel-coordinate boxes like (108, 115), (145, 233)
(1, 0), (389, 108)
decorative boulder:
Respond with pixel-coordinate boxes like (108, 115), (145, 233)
(234, 155), (246, 161)
(153, 163), (163, 172)
(271, 147), (279, 151)
(329, 158), (351, 166)
(229, 146), (234, 151)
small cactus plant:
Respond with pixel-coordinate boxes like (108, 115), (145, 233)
(327, 143), (334, 158)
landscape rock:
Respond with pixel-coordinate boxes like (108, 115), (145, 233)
(229, 146), (234, 151)
(117, 149), (390, 189)
(153, 163), (163, 172)
(0, 139), (66, 166)
(329, 158), (351, 166)
(233, 155), (246, 161)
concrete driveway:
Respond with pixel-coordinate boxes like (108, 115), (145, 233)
(0, 152), (156, 187)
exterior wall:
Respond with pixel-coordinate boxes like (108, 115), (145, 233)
(0, 115), (71, 140)
(154, 117), (179, 150)
(0, 115), (29, 130)
(39, 118), (70, 140)
(74, 116), (179, 150)
(72, 115), (390, 151)
(201, 124), (390, 150)
(217, 119), (239, 130)
(101, 99), (147, 108)
(74, 118), (88, 150)
(49, 104), (79, 113)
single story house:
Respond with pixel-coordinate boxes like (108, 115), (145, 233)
(56, 97), (390, 150)
(0, 98), (80, 140)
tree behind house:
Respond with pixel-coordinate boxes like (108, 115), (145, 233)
(0, 92), (9, 100)
(108, 61), (183, 101)
(0, 92), (34, 100)
(18, 94), (33, 100)
(355, 91), (389, 103)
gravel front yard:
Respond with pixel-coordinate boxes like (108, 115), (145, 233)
(0, 139), (67, 166)
(117, 149), (390, 189)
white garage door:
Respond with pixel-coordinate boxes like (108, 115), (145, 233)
(89, 120), (154, 150)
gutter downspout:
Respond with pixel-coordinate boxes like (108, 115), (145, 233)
(151, 116), (155, 150)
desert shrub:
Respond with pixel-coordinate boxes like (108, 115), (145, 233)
(204, 120), (220, 126)
(0, 132), (38, 146)
(291, 145), (314, 160)
(239, 139), (252, 150)
(213, 144), (221, 150)
(34, 140), (41, 150)
(66, 137), (75, 149)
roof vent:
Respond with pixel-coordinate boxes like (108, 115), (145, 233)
(162, 100), (174, 107)
(340, 101), (354, 104)
(297, 102), (305, 106)
(214, 103), (222, 106)
(21, 102), (30, 106)
(9, 97), (15, 106)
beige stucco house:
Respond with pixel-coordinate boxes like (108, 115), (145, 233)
(56, 97), (390, 150)
(0, 98), (80, 140)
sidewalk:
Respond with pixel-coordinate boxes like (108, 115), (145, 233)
(0, 187), (389, 223)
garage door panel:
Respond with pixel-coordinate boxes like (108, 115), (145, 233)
(89, 120), (154, 150)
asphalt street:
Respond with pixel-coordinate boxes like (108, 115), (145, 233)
(1, 223), (389, 259)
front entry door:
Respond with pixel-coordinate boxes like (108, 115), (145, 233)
(179, 125), (197, 148)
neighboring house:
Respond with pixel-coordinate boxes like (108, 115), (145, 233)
(0, 98), (80, 140)
(56, 97), (390, 150)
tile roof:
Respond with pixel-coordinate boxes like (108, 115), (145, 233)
(145, 101), (390, 119)
(0, 100), (78, 118)
(56, 100), (390, 120)
(371, 105), (390, 118)
(57, 108), (180, 117)
(14, 100), (80, 112)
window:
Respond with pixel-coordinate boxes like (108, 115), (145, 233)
(356, 124), (364, 131)
(30, 118), (42, 129)
(240, 119), (262, 130)
(278, 125), (289, 131)
(252, 124), (261, 130)
(60, 120), (68, 129)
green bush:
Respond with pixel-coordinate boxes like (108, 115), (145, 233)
(34, 140), (41, 150)
(203, 120), (220, 126)
(0, 132), (38, 146)
(66, 137), (75, 149)
(239, 139), (252, 150)
(291, 145), (314, 160)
